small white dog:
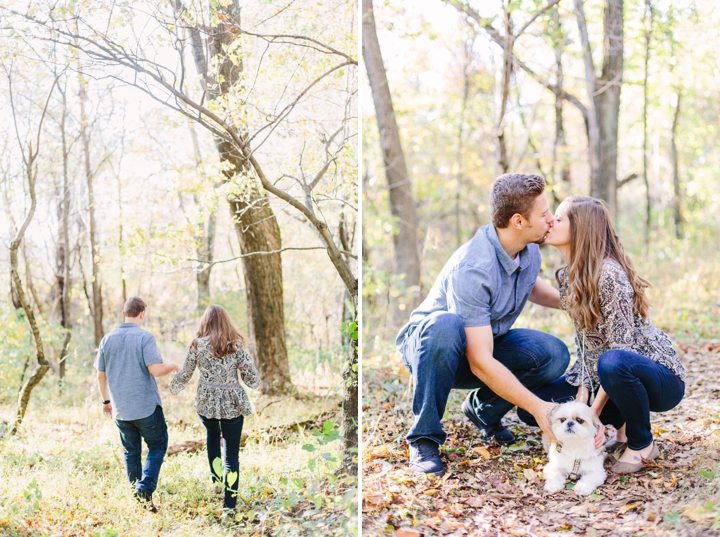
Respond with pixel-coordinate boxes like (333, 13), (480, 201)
(542, 401), (606, 496)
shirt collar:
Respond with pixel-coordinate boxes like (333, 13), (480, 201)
(487, 225), (525, 275)
(118, 322), (139, 328)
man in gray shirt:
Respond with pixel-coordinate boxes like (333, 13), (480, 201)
(396, 174), (576, 476)
(95, 296), (180, 511)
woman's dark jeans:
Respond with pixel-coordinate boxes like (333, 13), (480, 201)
(198, 414), (245, 509)
(517, 349), (685, 450)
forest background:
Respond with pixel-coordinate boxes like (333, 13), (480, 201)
(362, 0), (720, 535)
(0, 0), (358, 535)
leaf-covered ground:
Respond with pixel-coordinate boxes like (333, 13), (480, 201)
(362, 339), (720, 536)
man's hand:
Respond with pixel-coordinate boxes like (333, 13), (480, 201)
(533, 401), (559, 444)
(148, 362), (181, 376)
(102, 403), (112, 418)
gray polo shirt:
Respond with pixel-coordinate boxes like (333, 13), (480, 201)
(396, 224), (542, 347)
(94, 323), (164, 421)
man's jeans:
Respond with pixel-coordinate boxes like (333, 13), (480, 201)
(199, 414), (245, 509)
(399, 311), (570, 445)
(516, 349), (685, 450)
(115, 405), (168, 494)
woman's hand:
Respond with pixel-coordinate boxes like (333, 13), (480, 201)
(592, 413), (606, 449)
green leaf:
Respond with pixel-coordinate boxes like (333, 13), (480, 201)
(212, 457), (223, 478)
(302, 443), (317, 452)
(700, 470), (715, 479)
(227, 471), (238, 488)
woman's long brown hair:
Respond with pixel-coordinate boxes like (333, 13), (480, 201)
(191, 305), (246, 358)
(556, 196), (650, 330)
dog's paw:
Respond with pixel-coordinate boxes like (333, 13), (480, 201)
(573, 481), (596, 496)
(544, 480), (565, 493)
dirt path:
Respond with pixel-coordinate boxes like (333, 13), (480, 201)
(362, 339), (720, 536)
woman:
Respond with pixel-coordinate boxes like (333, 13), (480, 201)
(170, 305), (260, 509)
(524, 196), (685, 473)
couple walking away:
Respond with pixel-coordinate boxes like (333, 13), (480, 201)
(95, 298), (259, 512)
(396, 173), (685, 477)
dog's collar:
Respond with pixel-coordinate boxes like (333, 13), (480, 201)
(555, 442), (603, 456)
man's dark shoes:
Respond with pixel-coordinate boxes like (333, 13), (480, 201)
(409, 438), (445, 476)
(462, 393), (516, 445)
(134, 489), (158, 513)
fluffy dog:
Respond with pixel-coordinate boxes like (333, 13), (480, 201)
(542, 401), (606, 495)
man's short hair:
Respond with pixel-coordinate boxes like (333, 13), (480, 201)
(490, 173), (546, 228)
(123, 296), (147, 318)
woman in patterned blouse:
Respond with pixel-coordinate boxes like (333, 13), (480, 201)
(527, 196), (685, 474)
(170, 305), (260, 509)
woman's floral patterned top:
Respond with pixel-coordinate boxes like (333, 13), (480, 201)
(559, 259), (686, 392)
(170, 337), (260, 419)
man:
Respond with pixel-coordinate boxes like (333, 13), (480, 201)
(95, 296), (180, 511)
(396, 173), (571, 476)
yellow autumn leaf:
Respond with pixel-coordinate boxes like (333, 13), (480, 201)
(619, 501), (643, 514)
(474, 446), (491, 459)
(664, 473), (677, 488)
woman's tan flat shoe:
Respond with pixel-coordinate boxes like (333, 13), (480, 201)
(611, 443), (659, 474)
(603, 438), (627, 451)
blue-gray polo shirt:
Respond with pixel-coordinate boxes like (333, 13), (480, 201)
(396, 224), (541, 347)
(94, 322), (164, 421)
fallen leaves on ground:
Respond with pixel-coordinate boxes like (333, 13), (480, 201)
(362, 339), (720, 536)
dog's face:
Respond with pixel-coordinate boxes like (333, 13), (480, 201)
(550, 401), (597, 448)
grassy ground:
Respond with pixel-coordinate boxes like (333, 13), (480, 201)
(0, 360), (356, 536)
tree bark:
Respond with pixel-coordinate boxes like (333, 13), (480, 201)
(671, 91), (682, 239)
(6, 75), (57, 435)
(550, 6), (570, 191)
(362, 0), (421, 319)
(175, 0), (293, 395)
(574, 0), (624, 218)
(596, 0), (623, 218)
(642, 0), (653, 245)
(222, 145), (292, 395)
(77, 61), (104, 347)
(188, 121), (215, 311)
(496, 2), (513, 175)
(57, 84), (72, 390)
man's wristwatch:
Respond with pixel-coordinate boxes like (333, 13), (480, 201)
(102, 400), (111, 405)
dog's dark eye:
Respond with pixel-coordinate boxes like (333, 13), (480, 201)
(576, 418), (584, 424)
(559, 417), (566, 423)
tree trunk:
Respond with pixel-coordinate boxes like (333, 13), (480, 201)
(596, 0), (624, 218)
(671, 91), (682, 239)
(550, 6), (570, 191)
(222, 145), (293, 395)
(58, 85), (72, 390)
(574, 0), (624, 218)
(642, 0), (653, 245)
(77, 62), (104, 347)
(362, 0), (421, 319)
(189, 121), (215, 311)
(340, 303), (358, 475)
(7, 76), (56, 434)
(175, 0), (293, 394)
(496, 2), (513, 175)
